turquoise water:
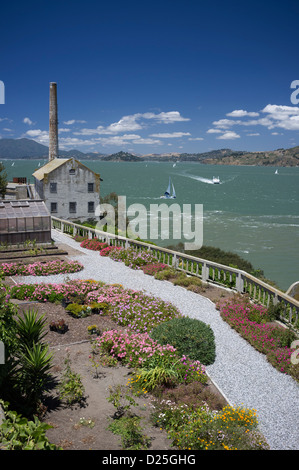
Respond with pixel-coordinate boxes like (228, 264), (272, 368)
(3, 159), (299, 290)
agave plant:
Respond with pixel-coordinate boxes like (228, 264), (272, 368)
(16, 343), (53, 406)
(15, 309), (48, 352)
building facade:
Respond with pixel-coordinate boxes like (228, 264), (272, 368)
(33, 157), (101, 221)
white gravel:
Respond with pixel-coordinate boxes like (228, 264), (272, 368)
(16, 230), (299, 450)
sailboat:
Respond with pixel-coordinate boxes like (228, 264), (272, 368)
(160, 177), (176, 199)
(275, 169), (279, 174)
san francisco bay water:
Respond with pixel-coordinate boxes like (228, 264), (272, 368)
(3, 159), (299, 291)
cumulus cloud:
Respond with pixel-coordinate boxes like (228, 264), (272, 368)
(59, 133), (162, 148)
(216, 131), (240, 140)
(25, 129), (49, 145)
(145, 111), (190, 123)
(63, 119), (87, 125)
(23, 117), (34, 125)
(212, 104), (299, 135)
(188, 137), (204, 141)
(150, 132), (191, 138)
(226, 109), (259, 117)
(261, 104), (299, 130)
(206, 128), (223, 134)
(74, 111), (190, 136)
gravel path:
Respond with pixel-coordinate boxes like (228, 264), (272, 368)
(16, 230), (299, 450)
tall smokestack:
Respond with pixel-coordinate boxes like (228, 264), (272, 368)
(49, 82), (58, 161)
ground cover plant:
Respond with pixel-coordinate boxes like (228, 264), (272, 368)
(217, 296), (299, 381)
(106, 246), (160, 269)
(0, 259), (83, 277)
(3, 273), (273, 450)
(153, 401), (269, 450)
(95, 329), (269, 450)
(9, 280), (181, 333)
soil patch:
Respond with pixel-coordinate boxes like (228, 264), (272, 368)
(4, 242), (234, 451)
(11, 293), (228, 451)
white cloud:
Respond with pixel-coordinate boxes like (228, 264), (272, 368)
(74, 111), (190, 136)
(58, 128), (71, 133)
(213, 104), (299, 134)
(206, 128), (223, 134)
(216, 131), (240, 140)
(25, 129), (49, 145)
(150, 132), (191, 138)
(261, 104), (299, 130)
(213, 118), (240, 129)
(23, 117), (34, 125)
(188, 137), (204, 141)
(247, 133), (260, 136)
(226, 109), (259, 117)
(63, 119), (87, 125)
(145, 111), (190, 124)
(106, 115), (143, 134)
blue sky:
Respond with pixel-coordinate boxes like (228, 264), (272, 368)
(0, 0), (299, 155)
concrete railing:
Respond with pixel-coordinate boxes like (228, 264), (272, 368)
(51, 216), (299, 329)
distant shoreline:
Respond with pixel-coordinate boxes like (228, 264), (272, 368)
(1, 156), (299, 168)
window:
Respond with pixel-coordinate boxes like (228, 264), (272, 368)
(69, 202), (76, 213)
(50, 182), (57, 193)
(69, 169), (76, 175)
(51, 202), (57, 213)
(88, 201), (95, 213)
(88, 183), (94, 193)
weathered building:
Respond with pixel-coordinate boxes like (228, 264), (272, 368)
(32, 157), (101, 221)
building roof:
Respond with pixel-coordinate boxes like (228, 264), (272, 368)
(32, 157), (100, 181)
(0, 199), (50, 220)
(32, 158), (70, 181)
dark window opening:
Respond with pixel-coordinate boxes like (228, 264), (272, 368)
(50, 182), (57, 193)
(51, 202), (57, 213)
(88, 183), (94, 193)
(69, 202), (77, 213)
(88, 201), (95, 213)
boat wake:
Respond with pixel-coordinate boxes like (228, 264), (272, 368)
(178, 173), (216, 184)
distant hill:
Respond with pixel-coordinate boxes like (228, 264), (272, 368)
(0, 137), (298, 166)
(202, 146), (299, 167)
(102, 151), (141, 162)
(0, 138), (105, 160)
(0, 138), (49, 159)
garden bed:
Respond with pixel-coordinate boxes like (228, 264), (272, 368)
(14, 300), (228, 451)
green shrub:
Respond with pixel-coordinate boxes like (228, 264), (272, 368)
(154, 267), (177, 281)
(0, 401), (61, 450)
(173, 273), (202, 289)
(66, 303), (92, 318)
(58, 354), (85, 405)
(150, 317), (216, 365)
